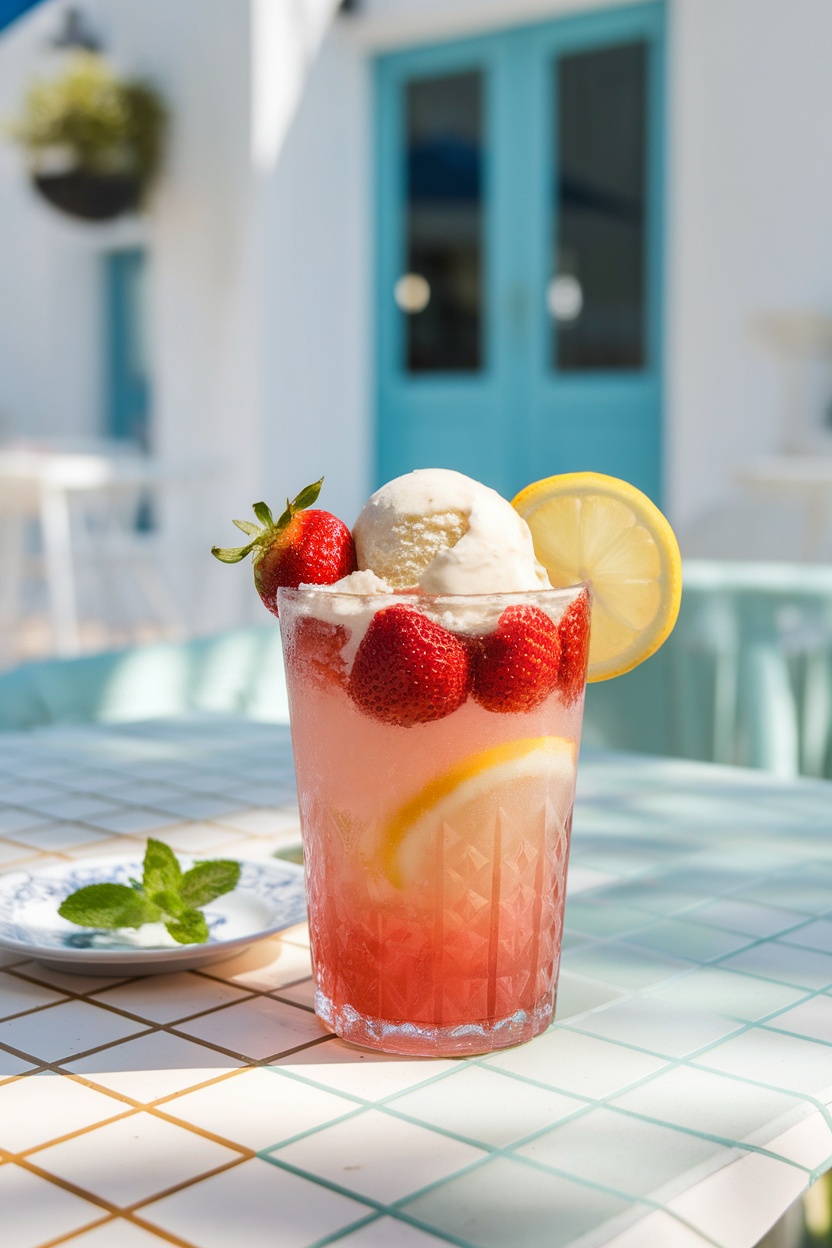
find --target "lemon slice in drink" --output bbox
[381,736,576,889]
[512,472,682,682]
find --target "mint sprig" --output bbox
[58,840,241,946]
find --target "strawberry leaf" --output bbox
[143,838,181,897]
[165,908,209,945]
[180,860,241,908]
[211,542,255,564]
[252,502,274,527]
[291,478,324,512]
[233,519,261,537]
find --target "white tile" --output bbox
[84,809,177,835]
[166,1066,357,1149]
[0,1050,35,1078]
[765,995,832,1045]
[648,966,808,1020]
[694,1027,832,1099]
[10,962,129,994]
[0,1071,127,1152]
[34,1111,240,1206]
[569,996,741,1058]
[151,823,247,853]
[516,1105,724,1200]
[603,1209,719,1248]
[66,1030,243,1101]
[204,937,312,992]
[142,1156,369,1248]
[667,1150,807,1247]
[0,999,149,1063]
[611,1065,806,1142]
[554,971,626,1022]
[718,942,832,991]
[0,807,49,835]
[272,1038,457,1101]
[331,1216,448,1246]
[93,972,251,1024]
[564,864,619,895]
[0,970,67,1018]
[0,838,41,866]
[0,1162,105,1248]
[4,822,116,851]
[389,1065,584,1147]
[273,1108,484,1203]
[149,796,245,821]
[25,795,125,820]
[781,919,832,954]
[400,1153,632,1248]
[175,996,326,1060]
[766,1111,832,1169]
[688,903,803,938]
[59,1219,168,1247]
[483,1027,667,1099]
[275,979,316,1009]
[214,808,301,838]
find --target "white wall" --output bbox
[667,0,832,532]
[0,0,104,443]
[256,20,371,532]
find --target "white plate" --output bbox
[0,855,307,975]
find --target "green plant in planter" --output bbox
[10,51,167,220]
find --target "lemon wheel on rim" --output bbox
[512,472,682,683]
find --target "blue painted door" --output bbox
[375,3,664,503]
[104,248,151,448]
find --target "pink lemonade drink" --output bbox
[279,583,589,1057]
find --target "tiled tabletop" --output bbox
[1,717,831,1248]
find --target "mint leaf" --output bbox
[143,839,181,897]
[180,860,241,908]
[59,883,160,930]
[165,909,209,945]
[151,888,185,918]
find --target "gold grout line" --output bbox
[15,1104,140,1159]
[123,1211,207,1248]
[13,1153,122,1215]
[25,1212,113,1248]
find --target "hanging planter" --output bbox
[10,52,166,222]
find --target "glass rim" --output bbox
[277,582,589,605]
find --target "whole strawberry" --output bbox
[348,605,472,727]
[211,479,357,617]
[472,605,561,713]
[557,589,591,705]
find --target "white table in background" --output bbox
[0,445,212,657]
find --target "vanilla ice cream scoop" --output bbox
[353,468,551,594]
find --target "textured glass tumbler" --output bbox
[279,585,589,1057]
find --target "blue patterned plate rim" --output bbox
[0,854,307,965]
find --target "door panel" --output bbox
[376,3,664,503]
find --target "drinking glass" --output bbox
[279,584,589,1057]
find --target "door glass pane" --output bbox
[403,71,483,372]
[551,42,647,371]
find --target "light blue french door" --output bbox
[105,248,150,448]
[375,3,665,503]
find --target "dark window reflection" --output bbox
[404,71,483,372]
[552,42,647,371]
